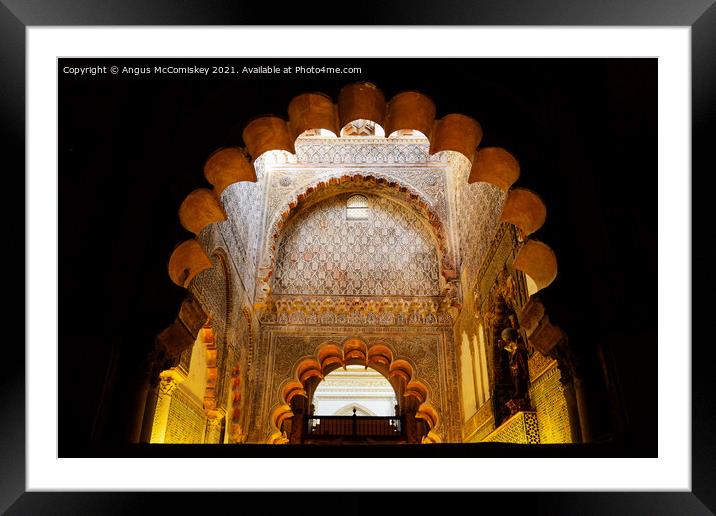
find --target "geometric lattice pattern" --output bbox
[273,193,441,297]
[451,153,507,277]
[482,410,541,444]
[523,412,541,444]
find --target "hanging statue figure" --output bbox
[500,326,530,400]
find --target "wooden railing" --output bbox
[305,415,403,438]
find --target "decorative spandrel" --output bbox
[272,193,441,297]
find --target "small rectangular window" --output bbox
[346,194,369,220]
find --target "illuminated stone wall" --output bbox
[459,332,477,421]
[165,387,207,444]
[152,329,211,444]
[528,359,572,444]
[454,257,492,426]
[446,152,506,280]
[483,411,540,444]
[462,401,494,443]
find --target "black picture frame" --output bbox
[5,1,714,514]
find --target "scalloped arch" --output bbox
[168,82,558,294]
[513,239,558,293]
[269,338,439,442]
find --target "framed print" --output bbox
[6,1,715,513]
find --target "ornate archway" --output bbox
[167,81,557,301]
[269,338,440,444]
[154,80,564,446]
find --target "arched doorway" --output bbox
[311,364,398,417]
[302,364,403,443]
[270,339,441,445]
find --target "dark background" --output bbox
[58,58,657,456]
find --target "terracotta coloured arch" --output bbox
[288,92,340,139]
[405,380,429,404]
[337,82,386,129]
[203,147,257,196]
[388,359,414,383]
[384,90,436,138]
[242,115,295,158]
[500,187,547,237]
[343,338,368,365]
[178,188,227,235]
[296,359,323,385]
[316,342,343,371]
[268,404,293,444]
[367,344,394,369]
[168,239,212,288]
[240,85,484,168]
[282,380,308,405]
[513,239,558,293]
[417,402,441,444]
[468,147,521,191]
[429,113,483,161]
[416,403,439,428]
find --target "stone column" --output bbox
[205,410,225,444]
[149,370,184,443]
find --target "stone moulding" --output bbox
[258,294,453,327]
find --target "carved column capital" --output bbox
[204,408,226,444]
[158,369,184,397]
[205,408,226,423]
[150,369,185,443]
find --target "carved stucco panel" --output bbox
[272,193,441,297]
[449,153,507,279]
